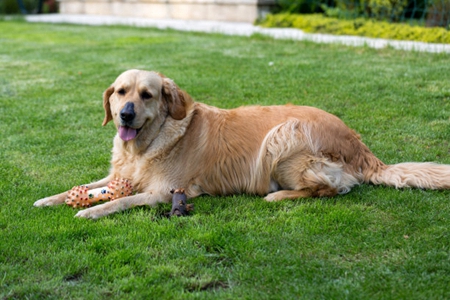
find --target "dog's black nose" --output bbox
[120,102,135,123]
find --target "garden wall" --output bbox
[57,0,276,23]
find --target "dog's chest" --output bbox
[112,150,171,192]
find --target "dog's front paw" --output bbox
[34,198,50,207]
[34,192,67,207]
[34,197,61,207]
[75,208,98,219]
[75,206,108,219]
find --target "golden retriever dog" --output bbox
[34,69,450,219]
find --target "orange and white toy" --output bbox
[65,178,133,208]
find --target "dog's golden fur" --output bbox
[34,69,450,219]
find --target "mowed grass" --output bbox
[1,19,450,299]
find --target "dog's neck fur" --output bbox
[143,109,194,161]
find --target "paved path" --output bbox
[26,14,450,54]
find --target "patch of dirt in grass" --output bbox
[62,268,87,283]
[185,280,229,292]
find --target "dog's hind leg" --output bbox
[256,120,361,202]
[265,187,337,202]
[264,152,346,201]
[264,189,323,202]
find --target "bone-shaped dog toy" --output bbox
[65,178,133,208]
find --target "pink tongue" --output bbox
[118,126,137,141]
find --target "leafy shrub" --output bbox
[367,0,408,21]
[259,13,450,43]
[0,0,57,14]
[275,0,323,13]
[323,0,408,21]
[1,0,21,14]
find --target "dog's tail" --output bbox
[368,162,450,189]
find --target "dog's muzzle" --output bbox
[118,102,140,141]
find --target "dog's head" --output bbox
[102,69,191,141]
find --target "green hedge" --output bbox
[325,0,409,21]
[1,0,58,14]
[1,0,21,14]
[259,13,450,44]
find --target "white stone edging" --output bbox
[25,14,450,54]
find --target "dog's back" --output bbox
[173,103,450,201]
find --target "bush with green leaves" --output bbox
[275,0,408,19]
[275,0,322,13]
[276,0,449,27]
[367,0,408,20]
[259,13,450,43]
[0,0,57,14]
[1,0,20,14]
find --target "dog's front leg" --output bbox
[74,192,167,219]
[33,176,112,207]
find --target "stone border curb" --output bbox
[26,14,450,54]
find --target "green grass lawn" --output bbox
[1,19,450,299]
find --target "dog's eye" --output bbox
[141,91,152,100]
[117,89,126,95]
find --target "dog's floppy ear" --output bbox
[162,78,188,120]
[102,86,114,126]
